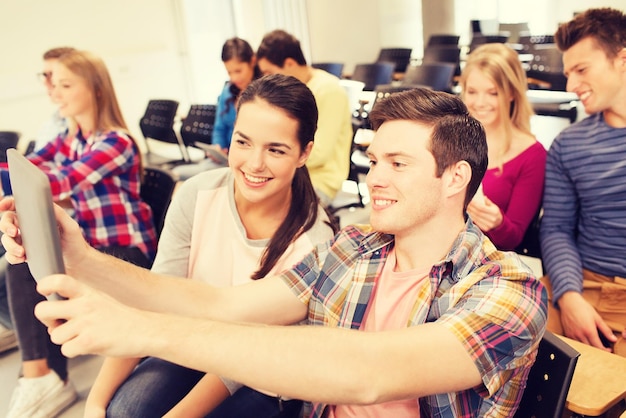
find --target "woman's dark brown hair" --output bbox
[237,74,335,279]
[221,37,262,112]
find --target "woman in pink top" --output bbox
[461,43,547,250]
[86,75,336,418]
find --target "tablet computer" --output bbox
[7,149,65,299]
[194,142,229,166]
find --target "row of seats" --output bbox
[140,101,217,168]
[313,60,456,94]
[138,100,218,236]
[318,28,567,96]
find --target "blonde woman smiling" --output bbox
[461,43,546,250]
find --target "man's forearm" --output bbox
[68,248,220,316]
[68,252,306,325]
[70,247,154,307]
[146,317,481,405]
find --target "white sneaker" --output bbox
[6,372,78,418]
[0,324,17,353]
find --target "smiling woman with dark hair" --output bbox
[86,74,336,418]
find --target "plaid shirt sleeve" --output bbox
[0,129,155,260]
[432,244,548,416]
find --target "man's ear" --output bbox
[445,160,472,200]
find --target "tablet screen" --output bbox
[7,149,65,298]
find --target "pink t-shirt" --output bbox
[329,249,429,418]
[152,168,333,288]
[188,185,325,286]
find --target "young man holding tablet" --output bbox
[2,88,547,417]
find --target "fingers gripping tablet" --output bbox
[7,149,65,300]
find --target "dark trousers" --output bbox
[6,246,151,381]
[0,242,12,329]
[0,258,12,329]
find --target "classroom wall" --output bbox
[305,0,381,74]
[453,0,626,45]
[1,0,624,150]
[0,0,191,150]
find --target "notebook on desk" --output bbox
[7,149,65,296]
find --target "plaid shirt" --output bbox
[282,220,547,417]
[1,128,156,260]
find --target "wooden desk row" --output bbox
[556,334,626,416]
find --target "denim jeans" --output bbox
[107,357,303,418]
[6,246,151,381]
[106,357,205,417]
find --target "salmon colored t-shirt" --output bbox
[329,249,428,418]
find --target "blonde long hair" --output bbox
[56,50,143,170]
[460,43,534,168]
[59,50,135,142]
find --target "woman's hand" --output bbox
[466,195,503,232]
[0,197,26,264]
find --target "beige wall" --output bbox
[1,0,625,148]
[0,0,191,150]
[305,0,380,74]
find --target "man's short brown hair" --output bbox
[555,8,626,58]
[368,87,487,210]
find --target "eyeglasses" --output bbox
[37,71,52,82]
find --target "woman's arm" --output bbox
[0,134,63,196]
[211,84,235,151]
[84,357,141,418]
[470,142,546,250]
